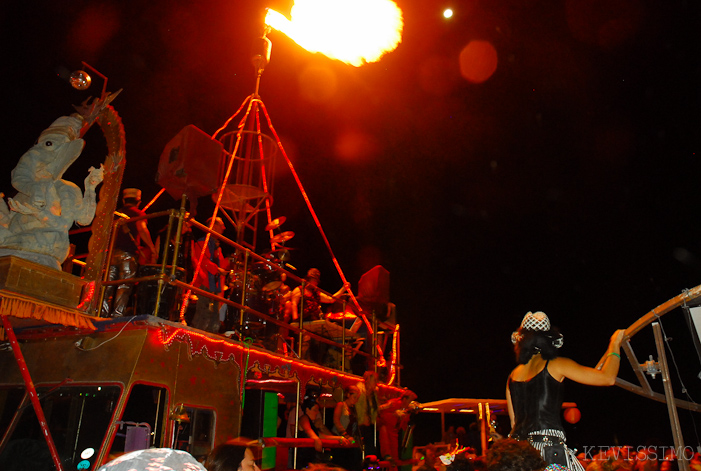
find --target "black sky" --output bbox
[2,0,701,450]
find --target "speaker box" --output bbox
[156,125,223,205]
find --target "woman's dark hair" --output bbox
[447,454,479,471]
[204,444,247,471]
[514,328,562,364]
[484,438,546,471]
[302,395,319,413]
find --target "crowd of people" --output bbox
[88,347,701,471]
[94,435,701,471]
[436,442,701,471]
[99,188,368,366]
[94,369,422,471]
[280,371,417,470]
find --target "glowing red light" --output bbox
[77,281,96,310]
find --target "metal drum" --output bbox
[223,270,263,333]
[251,260,280,320]
[136,265,186,320]
[251,260,281,290]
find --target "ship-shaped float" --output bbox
[0,31,406,471]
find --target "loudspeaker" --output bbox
[156,125,223,207]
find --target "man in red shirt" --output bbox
[190,216,230,333]
[378,390,417,464]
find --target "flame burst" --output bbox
[265,0,403,67]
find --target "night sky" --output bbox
[3,0,701,451]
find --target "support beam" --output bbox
[1,315,63,471]
[652,322,690,471]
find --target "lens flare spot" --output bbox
[335,129,377,162]
[67,4,120,57]
[459,40,498,84]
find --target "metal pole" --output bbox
[239,251,250,329]
[153,212,175,318]
[1,315,64,471]
[341,298,347,372]
[98,220,120,317]
[297,282,305,359]
[167,200,188,322]
[169,196,189,275]
[397,328,401,387]
[652,322,690,471]
[293,380,300,469]
[372,313,378,372]
[440,411,445,444]
[479,402,488,457]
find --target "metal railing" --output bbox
[86,210,398,377]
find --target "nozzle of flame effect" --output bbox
[252,34,273,74]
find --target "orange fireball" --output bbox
[265,0,403,67]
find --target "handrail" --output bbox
[169,280,371,360]
[258,437,359,471]
[259,437,358,448]
[95,210,392,373]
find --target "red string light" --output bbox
[77,281,96,310]
[156,324,404,393]
[257,101,386,363]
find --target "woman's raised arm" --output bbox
[549,329,626,386]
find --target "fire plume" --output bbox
[265,0,403,67]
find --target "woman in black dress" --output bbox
[506,311,625,471]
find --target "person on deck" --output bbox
[155,213,192,269]
[290,268,348,322]
[290,268,348,360]
[190,216,230,333]
[506,311,625,471]
[103,188,156,317]
[138,215,193,319]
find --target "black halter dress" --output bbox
[508,361,584,471]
